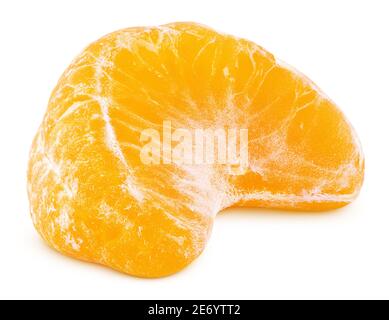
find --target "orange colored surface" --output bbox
[28,22,364,278]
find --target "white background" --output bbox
[0,0,388,300]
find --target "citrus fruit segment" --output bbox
[28,22,364,277]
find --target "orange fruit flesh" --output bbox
[28,22,364,278]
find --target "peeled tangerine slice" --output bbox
[28,22,364,278]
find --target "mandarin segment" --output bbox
[28,22,364,277]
